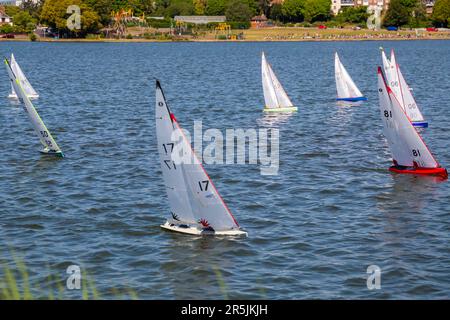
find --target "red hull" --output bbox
[389,166,448,179]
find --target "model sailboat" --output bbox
[8,54,39,100]
[155,80,247,236]
[377,67,446,179]
[335,53,367,102]
[261,52,297,112]
[380,48,427,127]
[4,58,63,157]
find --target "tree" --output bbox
[281,0,305,22]
[40,0,101,36]
[382,0,410,26]
[303,0,330,23]
[225,0,253,21]
[432,0,450,27]
[20,0,43,20]
[205,0,226,15]
[165,0,195,17]
[13,10,37,32]
[335,6,369,24]
[269,3,283,21]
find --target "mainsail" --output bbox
[261,52,296,112]
[8,54,39,100]
[335,52,366,101]
[155,80,246,235]
[381,49,426,126]
[4,58,63,157]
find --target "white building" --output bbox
[0,0,40,6]
[0,12,12,25]
[332,0,390,15]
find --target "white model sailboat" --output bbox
[4,58,63,157]
[261,52,297,112]
[377,66,446,179]
[155,80,247,236]
[335,52,367,102]
[8,54,39,100]
[380,48,427,127]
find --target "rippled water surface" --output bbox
[0,41,449,299]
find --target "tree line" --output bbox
[1,0,449,36]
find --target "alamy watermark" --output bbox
[67,5,81,31]
[66,264,81,290]
[367,6,382,31]
[367,265,381,290]
[168,121,279,176]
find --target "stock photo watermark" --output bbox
[169,121,280,176]
[67,5,81,31]
[367,265,381,290]
[66,264,81,290]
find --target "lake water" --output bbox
[0,40,449,299]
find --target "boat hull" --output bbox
[8,94,39,100]
[389,165,448,179]
[160,221,248,236]
[263,106,298,113]
[336,96,367,102]
[40,149,64,158]
[412,121,428,128]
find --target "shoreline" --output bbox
[2,27,450,43]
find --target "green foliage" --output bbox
[225,0,253,22]
[302,0,330,23]
[281,0,305,22]
[4,5,21,17]
[147,18,172,28]
[0,24,15,34]
[12,10,37,33]
[205,0,226,15]
[382,0,427,27]
[40,0,101,36]
[29,33,37,41]
[269,4,283,21]
[334,6,369,24]
[432,0,450,27]
[165,0,195,17]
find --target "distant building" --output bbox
[174,16,226,24]
[251,14,268,28]
[332,0,390,15]
[0,0,40,6]
[0,12,12,25]
[423,0,435,15]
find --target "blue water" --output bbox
[0,40,449,299]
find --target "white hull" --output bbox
[160,221,248,236]
[8,93,39,100]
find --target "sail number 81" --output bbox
[384,110,392,118]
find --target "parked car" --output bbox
[1,34,15,39]
[426,27,438,32]
[318,25,327,29]
[387,26,398,31]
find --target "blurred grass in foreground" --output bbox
[0,253,138,300]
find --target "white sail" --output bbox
[378,67,437,168]
[155,81,245,235]
[261,52,294,109]
[335,53,364,99]
[384,50,425,123]
[9,54,39,99]
[4,58,62,156]
[397,65,425,122]
[380,48,391,76]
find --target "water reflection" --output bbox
[160,233,249,299]
[257,112,294,127]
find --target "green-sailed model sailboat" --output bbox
[4,57,64,158]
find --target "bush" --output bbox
[126,34,133,39]
[147,18,172,29]
[29,33,37,41]
[227,21,251,29]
